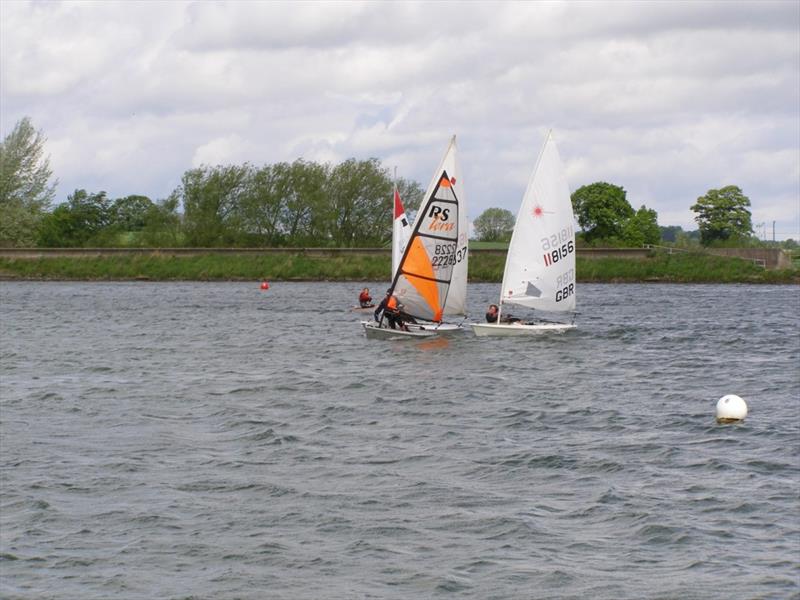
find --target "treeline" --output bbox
[39,161,423,248]
[1,117,425,248]
[2,117,796,251]
[470,181,790,249]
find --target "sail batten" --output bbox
[416,232,460,242]
[401,272,451,285]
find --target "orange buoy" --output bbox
[260,281,269,290]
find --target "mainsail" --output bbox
[389,171,460,323]
[415,136,468,316]
[500,131,576,315]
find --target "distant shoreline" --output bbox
[0,250,796,284]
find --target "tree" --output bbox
[325,158,393,246]
[178,164,251,246]
[620,205,661,247]
[139,197,182,247]
[0,117,58,246]
[282,159,329,245]
[239,162,293,246]
[111,195,154,231]
[38,189,112,247]
[473,207,514,242]
[691,185,753,246]
[659,225,684,243]
[570,182,633,243]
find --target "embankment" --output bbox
[0,248,796,283]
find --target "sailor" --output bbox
[485,303,519,324]
[485,304,499,323]
[374,290,407,330]
[358,287,373,308]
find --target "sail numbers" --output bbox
[541,226,574,251]
[431,243,467,269]
[555,268,575,302]
[542,240,574,266]
[541,226,574,267]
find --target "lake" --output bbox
[1,281,798,599]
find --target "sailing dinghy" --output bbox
[402,136,468,334]
[471,131,577,337]
[364,138,463,340]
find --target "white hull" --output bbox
[363,322,438,340]
[470,322,576,337]
[407,322,464,334]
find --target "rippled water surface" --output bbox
[1,281,799,599]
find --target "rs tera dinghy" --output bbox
[364,137,465,340]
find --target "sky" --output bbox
[2,0,799,240]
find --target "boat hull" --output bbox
[470,322,576,336]
[363,322,438,340]
[406,322,464,334]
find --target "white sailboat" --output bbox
[471,131,577,337]
[364,138,464,340]
[404,136,468,333]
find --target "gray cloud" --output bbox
[2,0,797,238]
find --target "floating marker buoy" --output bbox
[260,281,269,290]
[716,394,748,423]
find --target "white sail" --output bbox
[417,136,468,316]
[390,170,460,322]
[391,186,411,278]
[500,131,576,314]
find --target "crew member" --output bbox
[358,287,373,308]
[374,290,407,330]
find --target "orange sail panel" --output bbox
[403,237,441,319]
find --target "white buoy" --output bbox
[716,394,748,423]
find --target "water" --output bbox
[1,281,798,599]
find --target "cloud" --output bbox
[192,133,255,167]
[2,0,798,238]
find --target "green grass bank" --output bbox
[0,251,796,283]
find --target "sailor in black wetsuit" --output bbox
[485,303,519,324]
[374,290,401,329]
[485,304,499,323]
